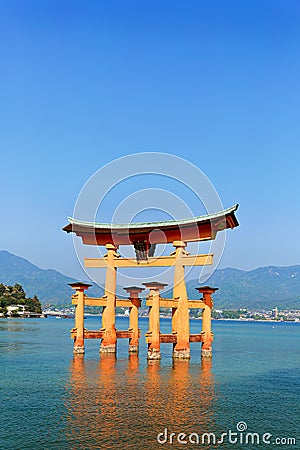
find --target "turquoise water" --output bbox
[0,317,299,449]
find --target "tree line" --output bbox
[0,283,42,316]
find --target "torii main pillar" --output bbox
[172,240,190,359]
[100,243,118,354]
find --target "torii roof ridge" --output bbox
[64,204,239,231]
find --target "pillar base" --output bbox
[74,346,85,354]
[173,349,191,359]
[147,350,161,360]
[201,348,212,358]
[129,345,139,353]
[100,344,116,354]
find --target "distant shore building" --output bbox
[272,307,278,319]
[7,305,28,316]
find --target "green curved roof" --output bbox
[63,204,239,231]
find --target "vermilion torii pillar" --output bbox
[123,286,144,353]
[100,243,119,354]
[69,282,92,354]
[195,286,218,358]
[172,240,190,359]
[144,282,167,360]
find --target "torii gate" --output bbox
[63,204,239,359]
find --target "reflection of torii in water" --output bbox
[63,204,239,360]
[66,355,216,447]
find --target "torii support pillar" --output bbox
[100,243,118,354]
[144,282,167,360]
[69,282,92,354]
[196,286,218,358]
[123,286,144,354]
[172,241,190,360]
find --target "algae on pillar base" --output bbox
[99,328,118,354]
[172,347,191,360]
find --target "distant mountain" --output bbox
[0,250,299,309]
[0,250,103,306]
[186,266,300,310]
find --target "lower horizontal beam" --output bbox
[70,329,141,339]
[189,334,205,343]
[145,333,205,344]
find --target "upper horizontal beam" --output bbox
[72,297,137,307]
[84,254,213,268]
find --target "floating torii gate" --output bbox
[63,204,239,359]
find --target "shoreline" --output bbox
[61,314,300,324]
[2,314,298,324]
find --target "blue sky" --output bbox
[0,0,299,278]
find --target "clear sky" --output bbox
[0,0,299,279]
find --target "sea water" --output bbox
[0,317,299,449]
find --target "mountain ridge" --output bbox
[0,250,299,309]
[186,264,300,309]
[0,250,103,306]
